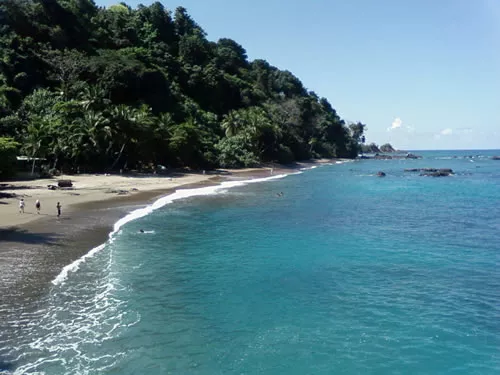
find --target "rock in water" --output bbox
[405,168,453,176]
[420,169,454,177]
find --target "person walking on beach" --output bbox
[35,199,41,214]
[56,202,61,218]
[19,198,25,213]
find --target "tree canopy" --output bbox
[0,0,366,175]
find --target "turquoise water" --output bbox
[2,150,500,374]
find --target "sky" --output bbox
[96,0,500,150]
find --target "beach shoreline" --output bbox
[0,159,340,307]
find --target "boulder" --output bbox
[373,154,393,159]
[437,168,453,174]
[405,153,421,159]
[405,168,453,175]
[57,179,73,188]
[420,169,453,177]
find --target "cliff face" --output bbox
[361,143,380,153]
[379,144,396,153]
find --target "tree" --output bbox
[22,117,49,175]
[70,110,111,167]
[214,38,248,74]
[221,110,241,137]
[0,137,19,178]
[0,0,367,172]
[349,122,366,143]
[174,6,205,37]
[78,83,110,112]
[168,118,205,167]
[216,134,259,168]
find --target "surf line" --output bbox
[52,172,299,285]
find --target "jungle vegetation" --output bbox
[0,0,366,177]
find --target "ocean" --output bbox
[1,150,499,374]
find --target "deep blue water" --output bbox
[1,150,500,374]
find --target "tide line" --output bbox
[52,172,297,285]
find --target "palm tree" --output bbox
[22,118,49,175]
[69,111,110,166]
[221,111,241,137]
[308,137,318,154]
[78,84,111,112]
[109,105,153,170]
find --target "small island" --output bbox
[359,142,421,159]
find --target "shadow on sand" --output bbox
[0,191,17,199]
[0,227,61,245]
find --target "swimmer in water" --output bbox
[139,229,145,233]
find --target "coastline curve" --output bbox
[51,172,299,285]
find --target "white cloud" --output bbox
[387,117,415,133]
[388,117,402,131]
[440,128,453,136]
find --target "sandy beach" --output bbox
[0,160,336,229]
[0,160,337,308]
[0,170,236,228]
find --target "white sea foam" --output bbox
[300,165,319,171]
[52,173,291,285]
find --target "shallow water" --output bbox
[1,150,499,374]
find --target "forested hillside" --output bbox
[0,0,366,176]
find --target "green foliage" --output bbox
[0,137,19,178]
[0,0,366,172]
[216,134,259,168]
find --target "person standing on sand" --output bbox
[56,202,61,217]
[35,199,41,214]
[19,198,25,213]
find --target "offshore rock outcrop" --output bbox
[370,153,422,160]
[404,168,454,177]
